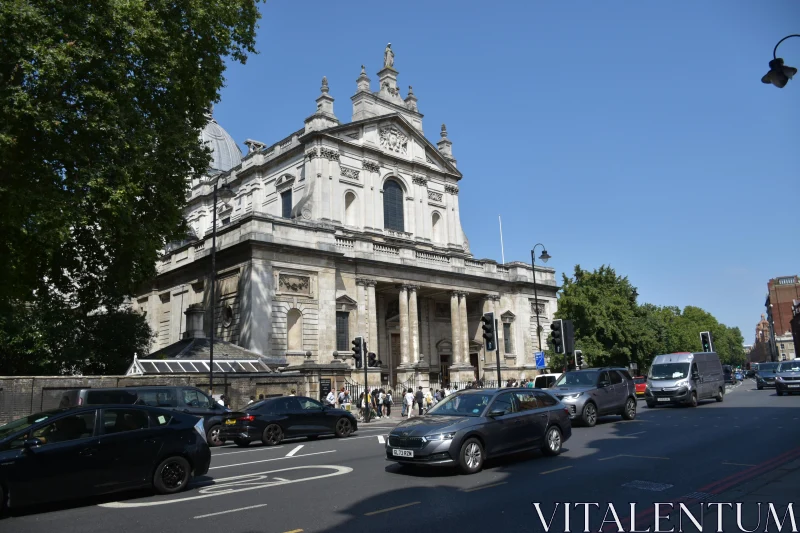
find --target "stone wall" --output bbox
[0,374,307,425]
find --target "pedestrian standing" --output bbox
[247,395,255,405]
[384,390,393,417]
[326,388,336,406]
[415,386,424,416]
[405,389,415,418]
[217,394,226,407]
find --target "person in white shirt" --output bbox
[326,390,336,406]
[404,390,415,418]
[217,394,226,407]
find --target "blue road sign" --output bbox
[535,352,546,369]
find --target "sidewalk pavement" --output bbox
[681,456,800,532]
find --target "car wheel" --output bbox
[646,401,655,408]
[234,438,250,447]
[716,388,724,402]
[777,389,784,396]
[622,398,637,420]
[153,456,191,495]
[206,424,223,447]
[262,424,283,446]
[542,426,562,456]
[757,384,763,390]
[335,417,353,438]
[581,402,597,427]
[689,392,698,407]
[458,438,484,474]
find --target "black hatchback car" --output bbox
[386,388,571,474]
[0,405,210,511]
[221,395,358,446]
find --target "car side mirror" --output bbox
[23,438,43,449]
[488,409,506,417]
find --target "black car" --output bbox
[756,362,780,390]
[385,388,572,474]
[0,405,210,511]
[59,386,231,447]
[775,361,800,396]
[220,395,358,446]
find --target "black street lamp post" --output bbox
[530,244,552,354]
[209,180,233,397]
[762,34,799,88]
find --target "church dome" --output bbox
[200,116,242,173]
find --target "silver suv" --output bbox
[550,367,637,427]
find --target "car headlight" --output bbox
[675,380,688,388]
[423,432,455,442]
[776,376,784,381]
[562,393,582,400]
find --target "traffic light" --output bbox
[575,350,584,369]
[563,319,575,354]
[551,319,564,353]
[352,336,363,368]
[481,312,497,351]
[700,331,713,353]
[368,352,378,367]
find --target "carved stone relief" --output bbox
[412,175,427,186]
[379,126,408,155]
[320,148,340,161]
[445,184,459,195]
[362,160,380,173]
[340,166,360,180]
[427,190,443,202]
[305,149,318,160]
[278,273,311,295]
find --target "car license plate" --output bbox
[788,385,799,388]
[392,449,413,458]
[225,419,236,425]
[657,398,670,402]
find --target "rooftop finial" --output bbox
[408,85,414,96]
[440,123,448,138]
[361,64,366,75]
[384,43,394,69]
[321,76,329,94]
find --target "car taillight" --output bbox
[564,407,570,416]
[239,415,256,422]
[78,397,83,405]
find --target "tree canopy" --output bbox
[550,265,746,372]
[0,0,263,375]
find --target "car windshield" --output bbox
[649,363,690,380]
[634,377,646,384]
[759,363,779,372]
[425,393,493,417]
[777,362,800,372]
[554,371,598,387]
[0,410,64,440]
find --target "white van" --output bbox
[533,373,562,389]
[645,352,725,408]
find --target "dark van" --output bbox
[58,386,229,446]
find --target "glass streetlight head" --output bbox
[217,182,235,200]
[761,58,797,88]
[539,249,551,263]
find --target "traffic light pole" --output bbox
[364,339,370,423]
[494,318,502,385]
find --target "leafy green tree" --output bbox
[0,0,263,373]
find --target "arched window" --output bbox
[432,212,442,242]
[383,180,404,231]
[344,192,357,226]
[287,309,303,352]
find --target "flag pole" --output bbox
[498,215,506,264]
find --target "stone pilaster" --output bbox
[366,281,378,359]
[449,291,462,368]
[408,286,420,365]
[356,279,368,342]
[459,292,469,365]
[398,285,410,366]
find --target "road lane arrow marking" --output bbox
[99,465,353,508]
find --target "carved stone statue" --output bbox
[384,43,394,69]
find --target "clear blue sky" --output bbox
[215,1,799,343]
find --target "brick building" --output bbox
[765,275,799,361]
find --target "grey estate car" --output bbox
[550,368,637,427]
[385,388,572,474]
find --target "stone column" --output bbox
[450,291,462,367]
[459,292,470,365]
[408,286,420,365]
[398,285,410,366]
[356,279,367,342]
[367,281,378,358]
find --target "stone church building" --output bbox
[134,46,559,388]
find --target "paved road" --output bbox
[5,380,800,533]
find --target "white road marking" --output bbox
[286,445,304,457]
[378,435,385,443]
[99,465,353,508]
[272,477,289,482]
[213,446,285,456]
[194,503,267,518]
[626,431,646,436]
[210,450,335,470]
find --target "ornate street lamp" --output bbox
[762,35,799,88]
[530,244,551,352]
[209,179,234,397]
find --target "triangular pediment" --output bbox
[500,310,516,321]
[336,294,358,306]
[321,114,461,178]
